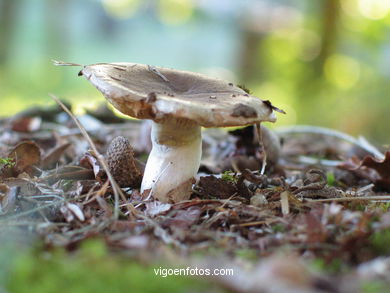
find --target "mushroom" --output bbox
[78,62,283,202]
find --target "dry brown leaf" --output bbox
[115,235,149,249]
[361,151,390,191]
[162,206,202,229]
[340,151,390,191]
[40,166,95,184]
[196,175,237,199]
[0,183,18,215]
[163,177,195,203]
[8,141,41,176]
[11,116,41,132]
[79,152,106,182]
[41,143,71,170]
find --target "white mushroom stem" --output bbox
[141,119,202,202]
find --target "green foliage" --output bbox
[369,229,390,255]
[326,172,335,186]
[361,280,389,293]
[378,202,390,212]
[310,258,349,274]
[271,223,286,233]
[221,171,236,183]
[236,84,252,94]
[6,240,214,293]
[234,249,257,261]
[0,157,14,167]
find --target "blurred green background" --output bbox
[0,0,389,143]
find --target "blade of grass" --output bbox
[49,94,137,220]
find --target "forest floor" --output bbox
[1,102,389,293]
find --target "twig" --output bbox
[147,65,170,82]
[255,123,267,175]
[304,196,390,203]
[146,162,172,201]
[358,136,384,159]
[0,199,65,222]
[297,155,342,167]
[63,219,110,236]
[49,94,137,220]
[234,218,281,227]
[52,60,82,66]
[276,125,384,160]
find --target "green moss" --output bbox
[361,280,389,293]
[310,258,349,274]
[378,202,390,212]
[221,171,236,183]
[0,157,15,167]
[326,172,335,186]
[6,239,219,293]
[271,223,286,233]
[235,249,257,261]
[369,229,390,255]
[236,84,252,94]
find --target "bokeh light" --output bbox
[324,55,361,89]
[157,0,194,25]
[358,0,390,20]
[102,0,141,19]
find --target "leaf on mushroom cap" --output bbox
[79,63,282,127]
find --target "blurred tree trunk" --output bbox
[238,30,264,85]
[0,0,19,65]
[45,0,70,58]
[295,0,341,123]
[316,0,340,74]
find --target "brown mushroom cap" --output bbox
[80,62,281,127]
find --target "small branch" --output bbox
[52,60,82,66]
[297,155,342,167]
[304,196,390,203]
[49,94,137,220]
[276,125,384,160]
[255,123,267,175]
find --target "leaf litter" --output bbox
[0,100,389,293]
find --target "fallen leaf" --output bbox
[145,201,172,217]
[60,203,85,222]
[41,143,71,169]
[196,176,237,199]
[340,151,390,191]
[280,191,290,215]
[11,116,41,132]
[66,203,85,222]
[163,177,195,203]
[361,151,390,191]
[305,212,327,243]
[79,152,106,183]
[162,206,202,229]
[40,166,95,184]
[3,178,39,196]
[115,235,149,249]
[8,141,41,176]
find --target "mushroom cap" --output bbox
[80,62,282,127]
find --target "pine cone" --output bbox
[106,136,142,188]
